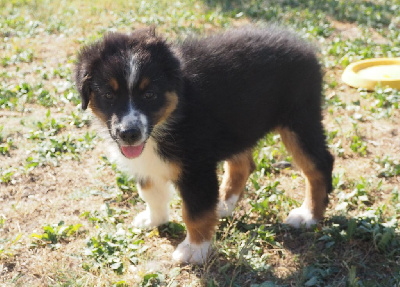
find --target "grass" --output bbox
[0,0,399,286]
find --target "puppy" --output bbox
[75,26,334,264]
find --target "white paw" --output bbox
[132,209,169,229]
[172,237,211,264]
[217,195,239,218]
[285,206,318,228]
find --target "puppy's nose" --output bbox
[118,127,142,144]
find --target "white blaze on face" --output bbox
[114,53,149,159]
[127,54,139,93]
[120,53,148,144]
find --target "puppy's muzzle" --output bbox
[117,126,142,145]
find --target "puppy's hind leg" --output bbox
[278,124,334,228]
[133,177,172,228]
[217,149,255,218]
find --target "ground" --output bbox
[0,0,399,286]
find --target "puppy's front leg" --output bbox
[172,166,219,264]
[133,177,172,228]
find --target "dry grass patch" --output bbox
[1,0,399,286]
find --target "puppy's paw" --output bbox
[217,195,239,218]
[172,237,211,264]
[132,209,169,229]
[285,206,318,228]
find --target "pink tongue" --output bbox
[121,144,144,159]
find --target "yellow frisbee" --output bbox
[341,58,400,90]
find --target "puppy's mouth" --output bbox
[120,143,145,159]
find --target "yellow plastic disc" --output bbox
[341,58,400,90]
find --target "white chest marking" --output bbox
[108,138,173,181]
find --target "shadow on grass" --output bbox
[280,216,400,286]
[178,215,400,286]
[202,0,394,28]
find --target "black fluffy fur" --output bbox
[75,26,334,220]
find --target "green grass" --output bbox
[30,221,83,249]
[0,0,399,286]
[361,87,400,118]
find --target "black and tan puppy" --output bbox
[75,26,334,264]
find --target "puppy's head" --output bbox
[75,28,182,159]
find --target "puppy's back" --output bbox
[177,26,322,139]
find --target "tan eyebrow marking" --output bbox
[139,77,150,91]
[109,78,119,91]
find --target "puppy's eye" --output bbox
[104,94,114,100]
[143,92,157,100]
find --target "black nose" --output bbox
[118,127,142,144]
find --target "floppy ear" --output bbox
[75,63,91,110]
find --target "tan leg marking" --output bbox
[220,149,255,202]
[172,199,217,263]
[277,127,327,220]
[138,177,152,190]
[182,205,218,244]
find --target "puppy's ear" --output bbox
[75,63,91,110]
